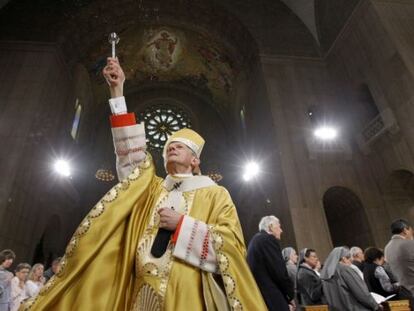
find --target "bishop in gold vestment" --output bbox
[20,58,268,311]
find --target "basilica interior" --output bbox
[1,0,414,265]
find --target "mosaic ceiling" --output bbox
[0,0,361,58]
[0,0,361,115]
[89,25,239,110]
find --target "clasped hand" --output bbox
[158,207,182,231]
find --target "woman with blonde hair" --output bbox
[25,264,45,298]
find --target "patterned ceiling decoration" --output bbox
[89,25,238,111]
[143,30,181,71]
[0,0,361,58]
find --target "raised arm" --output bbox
[102,57,125,98]
[102,58,147,181]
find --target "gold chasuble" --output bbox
[20,155,267,311]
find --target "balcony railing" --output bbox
[357,108,399,154]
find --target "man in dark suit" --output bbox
[384,219,414,296]
[247,216,295,311]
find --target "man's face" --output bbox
[305,251,319,269]
[354,249,364,262]
[16,268,29,282]
[269,222,283,240]
[403,227,414,240]
[166,142,198,172]
[52,262,60,274]
[374,256,385,266]
[2,258,13,269]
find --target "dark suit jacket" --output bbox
[297,264,324,305]
[352,260,365,272]
[247,231,294,311]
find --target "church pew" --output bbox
[302,299,410,311]
[384,300,410,311]
[303,305,329,311]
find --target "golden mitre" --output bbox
[162,128,205,159]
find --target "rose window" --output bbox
[140,106,192,150]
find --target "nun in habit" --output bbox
[321,247,383,311]
[282,247,298,287]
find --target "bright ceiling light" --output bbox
[314,126,338,140]
[243,161,260,182]
[54,159,71,177]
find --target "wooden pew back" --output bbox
[384,300,410,311]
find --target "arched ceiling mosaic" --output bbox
[0,0,362,115]
[0,0,361,58]
[0,0,257,65]
[88,25,239,113]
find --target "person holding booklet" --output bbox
[321,247,383,311]
[363,247,399,297]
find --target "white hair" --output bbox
[350,246,363,258]
[258,215,280,232]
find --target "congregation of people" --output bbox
[0,255,60,311]
[0,218,412,311]
[1,217,413,310]
[247,217,414,311]
[1,217,413,311]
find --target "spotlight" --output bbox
[243,161,260,182]
[54,159,71,177]
[314,126,338,140]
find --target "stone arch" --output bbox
[323,186,374,248]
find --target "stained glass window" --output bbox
[140,106,192,150]
[71,99,82,140]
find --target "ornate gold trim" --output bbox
[211,229,244,311]
[134,188,196,308]
[20,155,153,311]
[131,284,161,311]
